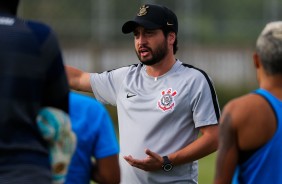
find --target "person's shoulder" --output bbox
[222,93,270,126]
[70,92,105,109]
[222,91,277,150]
[179,61,210,78]
[178,61,215,88]
[24,19,57,43]
[25,19,53,32]
[123,63,142,71]
[103,63,140,75]
[106,63,142,78]
[224,93,266,111]
[71,92,96,103]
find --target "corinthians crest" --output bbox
[157,88,178,112]
[137,5,149,16]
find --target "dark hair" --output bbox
[162,27,178,54]
[0,0,19,15]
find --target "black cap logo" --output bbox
[137,5,149,16]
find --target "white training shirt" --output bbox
[90,59,220,184]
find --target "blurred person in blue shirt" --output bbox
[65,91,120,184]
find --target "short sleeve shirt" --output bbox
[90,59,220,183]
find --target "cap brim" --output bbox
[122,20,162,34]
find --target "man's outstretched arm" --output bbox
[65,65,92,92]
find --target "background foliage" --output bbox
[20,0,282,46]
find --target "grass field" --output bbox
[91,152,217,184]
[199,152,217,183]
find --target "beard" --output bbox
[135,40,169,66]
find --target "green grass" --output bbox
[91,152,217,184]
[199,152,217,184]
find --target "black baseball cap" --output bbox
[122,4,178,34]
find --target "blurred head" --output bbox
[122,4,178,54]
[255,21,282,75]
[0,0,19,15]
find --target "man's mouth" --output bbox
[139,48,150,57]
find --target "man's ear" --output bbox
[253,52,260,69]
[168,32,176,44]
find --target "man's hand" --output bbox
[123,149,164,171]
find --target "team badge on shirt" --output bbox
[157,88,177,112]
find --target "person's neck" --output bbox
[145,56,176,77]
[260,74,282,100]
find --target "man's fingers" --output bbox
[123,155,144,168]
[145,149,162,162]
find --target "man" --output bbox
[214,21,282,184]
[66,4,220,183]
[65,91,120,184]
[0,0,69,184]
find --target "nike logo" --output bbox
[126,93,137,98]
[167,22,174,26]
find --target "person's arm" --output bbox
[65,65,92,92]
[214,105,239,184]
[169,124,219,165]
[123,124,219,171]
[91,154,120,184]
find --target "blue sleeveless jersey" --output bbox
[232,88,282,184]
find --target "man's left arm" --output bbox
[168,124,218,166]
[213,107,239,184]
[123,124,219,171]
